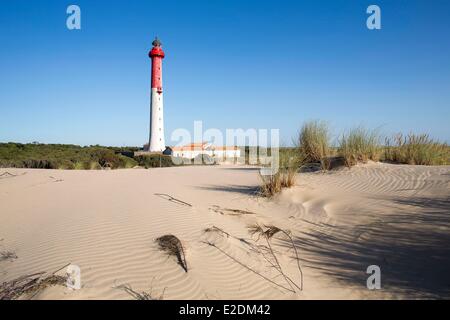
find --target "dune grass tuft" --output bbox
[259,172,283,197]
[338,127,380,167]
[279,148,300,187]
[298,120,331,170]
[384,133,450,165]
[258,168,297,197]
[281,168,296,188]
[116,283,165,300]
[258,146,299,197]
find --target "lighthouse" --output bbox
[148,37,165,152]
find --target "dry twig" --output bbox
[202,240,295,293]
[0,172,16,179]
[203,226,254,247]
[154,193,192,207]
[0,263,70,300]
[156,235,188,272]
[210,205,256,216]
[248,224,303,291]
[116,283,165,300]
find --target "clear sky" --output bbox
[0,0,449,146]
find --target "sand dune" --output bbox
[0,163,449,299]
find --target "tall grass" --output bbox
[338,127,380,167]
[259,172,283,197]
[384,133,450,165]
[281,168,296,188]
[279,148,298,188]
[298,120,331,169]
[259,170,297,197]
[259,149,298,197]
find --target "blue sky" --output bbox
[0,0,449,146]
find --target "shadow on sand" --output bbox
[196,184,259,195]
[220,167,261,172]
[279,196,450,298]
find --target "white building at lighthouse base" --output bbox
[168,142,241,161]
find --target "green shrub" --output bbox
[134,154,176,168]
[89,161,101,170]
[22,159,57,169]
[74,161,90,170]
[122,156,138,168]
[338,127,380,167]
[298,120,331,170]
[56,160,75,170]
[0,143,137,170]
[384,134,450,165]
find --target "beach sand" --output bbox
[0,163,449,299]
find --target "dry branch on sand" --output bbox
[210,205,256,216]
[156,235,188,272]
[116,283,165,300]
[202,240,295,293]
[154,193,192,207]
[0,172,27,179]
[0,172,16,178]
[248,224,281,240]
[49,176,64,182]
[203,226,254,247]
[203,224,304,294]
[0,171,24,179]
[0,250,18,262]
[248,224,303,292]
[0,263,69,300]
[204,226,231,238]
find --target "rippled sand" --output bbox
[0,163,449,299]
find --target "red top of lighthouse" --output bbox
[149,37,165,58]
[149,37,164,92]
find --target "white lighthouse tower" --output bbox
[148,37,165,152]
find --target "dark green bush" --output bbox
[134,154,176,168]
[384,134,450,165]
[0,143,137,170]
